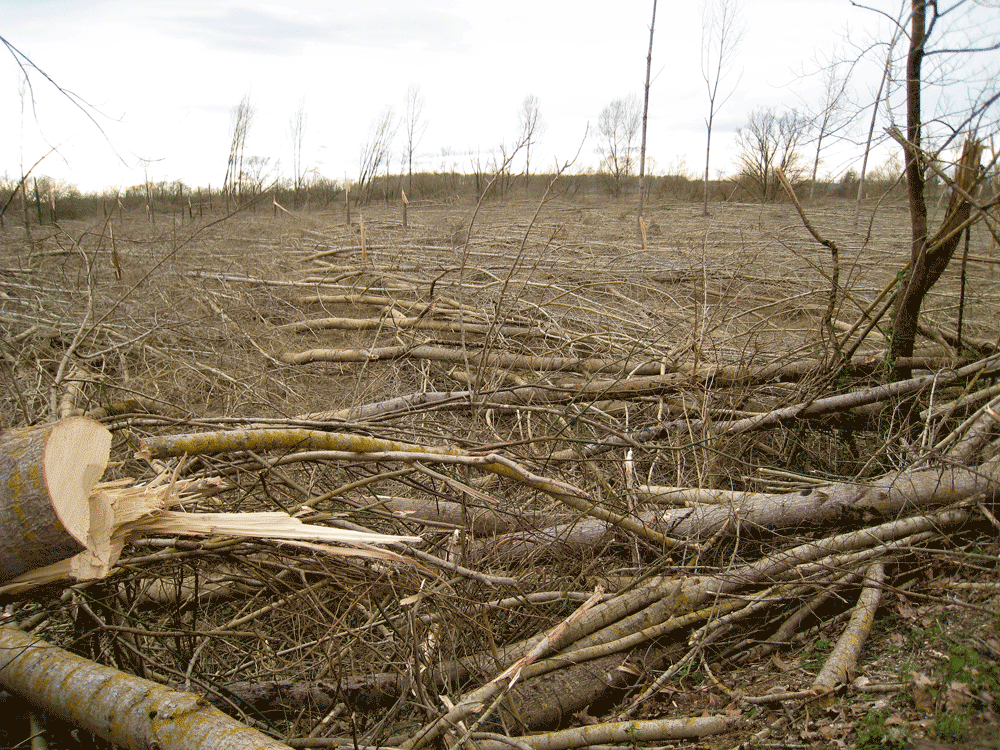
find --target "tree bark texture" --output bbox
[0,624,292,750]
[893,137,983,376]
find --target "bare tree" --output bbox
[886,0,998,378]
[357,107,397,205]
[852,14,905,227]
[1,33,125,165]
[596,95,641,197]
[637,0,657,239]
[700,0,744,215]
[735,107,809,202]
[403,84,426,194]
[223,93,255,204]
[807,62,852,199]
[517,94,544,194]
[244,155,274,200]
[288,98,307,208]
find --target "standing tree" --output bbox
[223,93,255,205]
[288,97,307,208]
[699,0,744,215]
[637,0,657,240]
[734,107,809,202]
[807,61,851,199]
[852,14,905,227]
[886,0,997,378]
[357,107,397,205]
[517,94,544,195]
[596,95,641,197]
[403,83,426,195]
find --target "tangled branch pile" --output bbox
[1,193,999,748]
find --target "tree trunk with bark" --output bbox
[0,624,293,750]
[892,137,983,378]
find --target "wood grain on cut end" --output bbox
[0,417,111,582]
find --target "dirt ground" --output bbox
[1,193,999,749]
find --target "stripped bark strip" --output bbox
[812,561,886,694]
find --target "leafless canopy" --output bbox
[403,84,426,194]
[734,106,809,201]
[288,97,308,205]
[596,95,641,197]
[357,106,398,204]
[699,0,744,214]
[518,94,544,192]
[223,93,256,203]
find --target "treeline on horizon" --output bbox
[0,167,912,225]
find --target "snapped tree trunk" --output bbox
[889,0,985,378]
[891,137,983,377]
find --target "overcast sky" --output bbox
[2,1,988,194]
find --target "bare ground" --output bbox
[1,193,999,749]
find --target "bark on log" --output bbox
[0,417,111,581]
[462,456,997,566]
[649,456,1000,540]
[0,624,292,750]
[497,652,632,729]
[470,714,743,750]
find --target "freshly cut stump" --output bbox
[0,418,111,582]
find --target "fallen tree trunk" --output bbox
[0,624,293,750]
[461,455,999,564]
[648,455,1000,540]
[499,508,970,726]
[0,417,111,582]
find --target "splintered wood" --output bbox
[0,417,111,581]
[0,418,419,595]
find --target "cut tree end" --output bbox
[44,417,113,544]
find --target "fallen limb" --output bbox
[276,311,537,338]
[278,343,637,373]
[649,455,1000,540]
[466,714,743,750]
[552,353,1000,459]
[812,561,886,694]
[402,589,605,750]
[0,624,292,750]
[467,452,991,564]
[138,427,455,461]
[140,431,689,550]
[297,374,690,422]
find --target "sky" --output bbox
[1,0,993,194]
